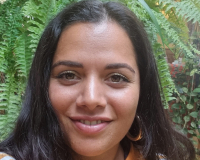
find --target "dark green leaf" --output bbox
[189,112,199,118]
[180,108,186,114]
[177,117,182,124]
[171,103,180,109]
[183,82,187,86]
[193,88,200,93]
[172,117,178,123]
[194,98,199,102]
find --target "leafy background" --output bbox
[0,0,200,155]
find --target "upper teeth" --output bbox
[80,120,102,125]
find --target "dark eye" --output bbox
[64,73,75,79]
[57,71,78,80]
[109,73,129,83]
[111,75,121,82]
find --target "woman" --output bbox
[0,0,195,160]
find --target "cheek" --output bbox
[108,86,140,127]
[48,81,77,113]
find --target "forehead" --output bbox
[53,21,137,66]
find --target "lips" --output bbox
[70,116,111,135]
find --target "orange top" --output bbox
[125,144,144,160]
[0,152,15,159]
[125,144,166,160]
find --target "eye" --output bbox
[56,71,79,80]
[108,73,129,83]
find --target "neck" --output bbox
[72,144,124,160]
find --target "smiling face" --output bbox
[49,21,140,160]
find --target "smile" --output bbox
[79,120,103,125]
[70,117,111,135]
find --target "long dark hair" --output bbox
[0,1,195,160]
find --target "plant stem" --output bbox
[189,75,194,104]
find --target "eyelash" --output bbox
[55,71,130,83]
[56,71,79,80]
[108,73,130,83]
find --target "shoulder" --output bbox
[126,143,167,160]
[0,152,15,160]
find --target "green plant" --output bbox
[126,0,200,151]
[170,29,200,152]
[125,0,176,109]
[0,0,71,141]
[0,0,28,141]
[170,56,200,147]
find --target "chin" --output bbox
[72,147,105,158]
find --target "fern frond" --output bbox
[125,0,175,108]
[159,0,200,24]
[0,73,22,141]
[14,33,33,78]
[153,11,200,58]
[0,0,28,141]
[22,0,70,53]
[0,41,7,73]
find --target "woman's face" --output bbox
[49,21,140,159]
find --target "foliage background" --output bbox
[0,0,200,154]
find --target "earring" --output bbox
[126,116,142,141]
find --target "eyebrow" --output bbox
[52,60,83,69]
[52,61,135,73]
[105,63,135,73]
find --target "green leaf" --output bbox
[173,111,179,117]
[193,88,200,93]
[197,135,200,139]
[190,92,197,96]
[190,69,197,76]
[167,97,176,101]
[186,72,190,75]
[194,97,199,102]
[180,95,186,102]
[177,117,182,124]
[172,117,178,123]
[183,128,188,135]
[180,108,186,114]
[138,0,165,47]
[188,130,194,134]
[172,117,182,124]
[198,120,200,125]
[184,116,190,123]
[171,103,180,109]
[186,104,193,110]
[190,122,196,128]
[189,112,199,118]
[183,82,187,86]
[182,87,188,93]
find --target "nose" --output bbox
[76,76,107,111]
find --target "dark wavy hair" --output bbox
[0,0,195,160]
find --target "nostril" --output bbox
[76,80,106,110]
